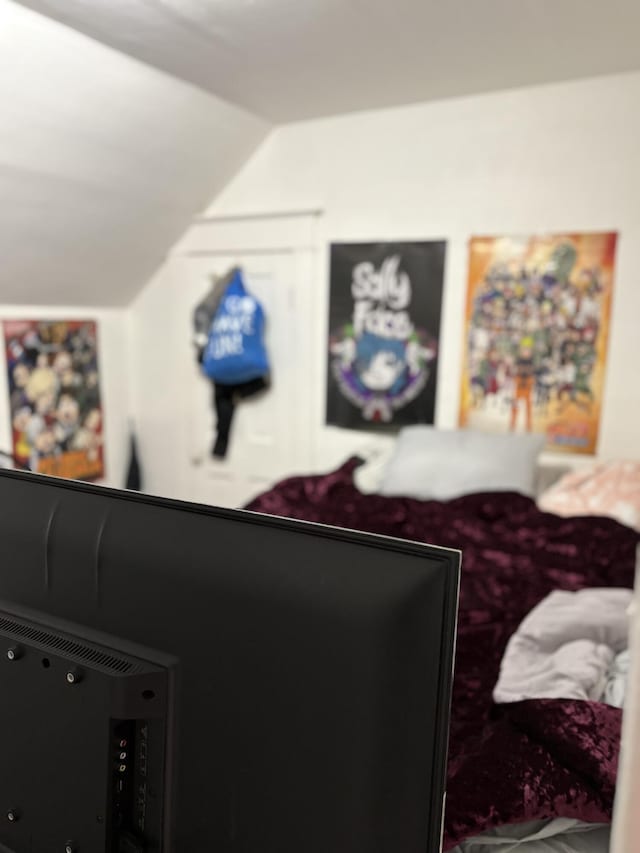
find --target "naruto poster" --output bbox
[326,242,445,430]
[459,233,617,454]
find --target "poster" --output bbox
[459,232,617,454]
[3,319,105,480]
[326,242,446,429]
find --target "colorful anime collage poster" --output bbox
[326,242,446,430]
[3,319,105,480]
[459,233,617,454]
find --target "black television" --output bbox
[0,470,459,853]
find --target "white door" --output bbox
[173,213,319,508]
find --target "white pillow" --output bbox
[353,445,395,494]
[379,427,545,500]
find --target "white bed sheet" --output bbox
[449,818,609,853]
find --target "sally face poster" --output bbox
[326,242,446,430]
[3,319,104,479]
[459,233,617,454]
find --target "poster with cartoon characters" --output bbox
[326,242,445,429]
[459,233,617,454]
[3,319,105,479]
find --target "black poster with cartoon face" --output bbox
[326,241,446,430]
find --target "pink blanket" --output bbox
[539,461,640,531]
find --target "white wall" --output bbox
[0,1,268,307]
[131,71,640,500]
[0,306,130,489]
[208,71,640,468]
[127,262,190,500]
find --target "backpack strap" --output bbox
[192,267,239,356]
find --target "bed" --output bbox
[245,450,639,852]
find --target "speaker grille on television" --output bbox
[0,616,134,674]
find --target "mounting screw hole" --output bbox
[142,689,155,701]
[42,658,51,669]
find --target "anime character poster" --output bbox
[326,242,446,429]
[3,320,105,479]
[459,233,617,454]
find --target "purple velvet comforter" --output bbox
[246,458,639,849]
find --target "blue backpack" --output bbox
[202,270,270,384]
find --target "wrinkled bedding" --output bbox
[449,818,609,853]
[603,649,630,709]
[245,458,639,850]
[494,588,633,705]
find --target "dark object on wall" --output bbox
[326,242,445,430]
[193,267,271,459]
[2,319,105,481]
[125,431,142,491]
[0,469,459,853]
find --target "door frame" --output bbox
[170,209,323,505]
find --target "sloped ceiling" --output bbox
[0,1,269,307]
[13,0,640,122]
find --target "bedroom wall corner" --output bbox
[126,260,193,501]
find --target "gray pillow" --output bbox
[379,427,545,500]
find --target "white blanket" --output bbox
[450,818,609,853]
[494,588,633,704]
[603,648,630,708]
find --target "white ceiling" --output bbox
[0,2,268,306]
[14,0,640,122]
